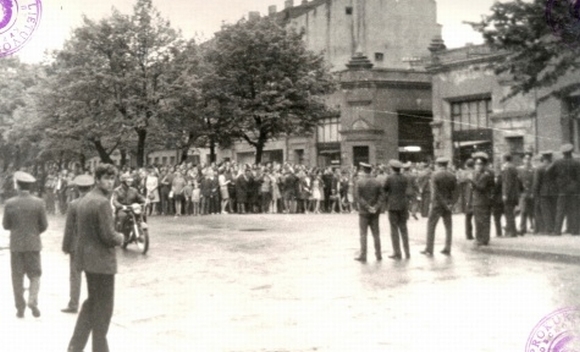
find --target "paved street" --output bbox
[1,211,579,351]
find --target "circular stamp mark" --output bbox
[526,307,580,352]
[546,0,580,46]
[0,0,42,57]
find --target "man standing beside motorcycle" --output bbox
[112,173,147,241]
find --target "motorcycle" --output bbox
[120,203,149,254]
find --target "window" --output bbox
[162,156,167,165]
[317,117,340,143]
[169,156,176,165]
[374,52,384,61]
[451,98,492,132]
[345,6,353,15]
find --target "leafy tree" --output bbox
[51,0,182,167]
[471,0,580,100]
[207,17,337,163]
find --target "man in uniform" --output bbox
[354,162,384,262]
[547,144,580,235]
[502,153,520,237]
[517,153,535,235]
[2,171,48,318]
[533,151,556,234]
[421,157,457,256]
[462,159,475,240]
[469,152,495,246]
[61,174,94,314]
[384,160,410,259]
[402,162,419,220]
[68,164,125,352]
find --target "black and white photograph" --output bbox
[1,0,580,351]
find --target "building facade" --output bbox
[224,0,441,167]
[427,45,538,167]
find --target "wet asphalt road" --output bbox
[1,211,579,351]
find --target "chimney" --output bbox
[284,0,294,9]
[268,5,277,15]
[248,11,260,21]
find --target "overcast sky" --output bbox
[13,0,498,63]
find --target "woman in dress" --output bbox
[311,170,322,213]
[145,167,160,216]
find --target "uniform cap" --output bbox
[472,152,489,162]
[73,175,94,187]
[389,159,403,169]
[435,157,450,165]
[14,171,36,183]
[359,162,372,169]
[403,161,412,169]
[560,144,574,153]
[120,173,134,182]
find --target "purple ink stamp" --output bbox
[0,0,42,57]
[546,0,580,46]
[526,307,580,352]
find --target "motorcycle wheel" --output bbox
[137,228,149,255]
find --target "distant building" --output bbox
[224,0,442,167]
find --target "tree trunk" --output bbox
[92,140,115,165]
[136,128,147,168]
[79,153,86,172]
[180,148,189,164]
[209,139,216,163]
[120,150,127,167]
[254,141,264,165]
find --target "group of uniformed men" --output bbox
[353,143,580,262]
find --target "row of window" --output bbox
[451,98,492,132]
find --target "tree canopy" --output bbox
[472,0,580,100]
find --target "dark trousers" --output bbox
[11,251,41,312]
[262,192,272,213]
[554,194,579,235]
[533,195,543,233]
[388,210,409,257]
[69,272,115,352]
[473,205,491,245]
[503,201,518,236]
[465,211,474,239]
[358,213,381,259]
[425,206,452,253]
[541,196,557,234]
[518,195,534,233]
[492,204,503,237]
[68,253,82,310]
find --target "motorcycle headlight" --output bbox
[131,203,142,215]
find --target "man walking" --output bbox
[384,160,410,259]
[2,171,48,318]
[68,164,125,352]
[502,153,520,237]
[421,157,457,256]
[61,174,94,314]
[354,163,384,262]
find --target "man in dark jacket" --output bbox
[470,153,495,246]
[61,175,94,314]
[547,144,580,235]
[68,164,125,352]
[2,171,48,318]
[462,159,475,240]
[533,151,556,234]
[384,160,410,259]
[421,157,457,256]
[502,153,520,237]
[354,163,384,262]
[517,153,535,235]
